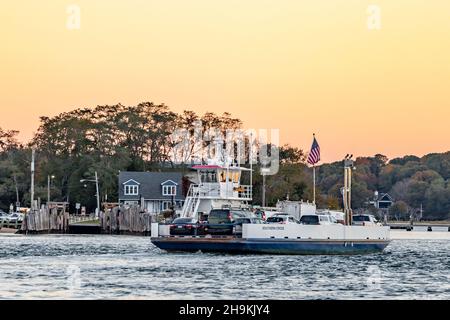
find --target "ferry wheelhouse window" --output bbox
[201,171,217,183]
[219,170,226,182]
[162,185,176,196]
[124,185,139,195]
[217,170,235,182]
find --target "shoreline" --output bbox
[2,230,450,241]
[390,230,450,240]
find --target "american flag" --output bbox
[307,135,320,165]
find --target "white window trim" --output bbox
[124,185,139,196]
[162,185,176,196]
[161,179,178,186]
[122,179,141,185]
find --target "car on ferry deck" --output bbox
[318,214,337,225]
[299,214,337,225]
[352,214,382,226]
[266,214,298,224]
[253,209,267,221]
[205,209,255,235]
[253,208,284,221]
[233,217,263,236]
[169,217,205,236]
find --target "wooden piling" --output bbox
[21,205,69,234]
[100,205,153,235]
[16,204,154,236]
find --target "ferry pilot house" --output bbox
[118,172,185,214]
[191,165,252,200]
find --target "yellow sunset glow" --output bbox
[1,0,449,162]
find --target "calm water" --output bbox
[0,234,449,299]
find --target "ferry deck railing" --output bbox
[187,183,252,200]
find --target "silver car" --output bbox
[352,214,381,226]
[4,213,24,224]
[0,211,8,223]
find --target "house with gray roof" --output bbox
[369,191,394,210]
[118,171,186,213]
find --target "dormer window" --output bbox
[161,179,178,196]
[123,179,140,196]
[125,185,139,195]
[162,185,176,196]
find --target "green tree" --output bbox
[389,200,409,220]
[279,144,306,164]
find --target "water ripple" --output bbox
[0,235,448,299]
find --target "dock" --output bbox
[390,230,450,240]
[3,206,450,240]
[68,223,101,234]
[9,205,154,235]
[387,222,450,232]
[387,222,450,240]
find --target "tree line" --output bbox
[0,103,243,212]
[255,152,449,220]
[0,102,449,220]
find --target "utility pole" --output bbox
[47,175,55,204]
[95,171,100,218]
[30,149,35,211]
[13,175,19,208]
[80,171,100,218]
[249,132,253,200]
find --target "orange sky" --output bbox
[1,0,449,163]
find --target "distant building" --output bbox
[370,191,394,209]
[118,172,186,214]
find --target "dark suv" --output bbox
[299,215,320,225]
[205,209,255,235]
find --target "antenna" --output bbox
[30,148,35,211]
[250,132,253,192]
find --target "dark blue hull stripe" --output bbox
[151,238,390,255]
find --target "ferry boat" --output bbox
[151,142,390,255]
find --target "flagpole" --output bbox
[308,133,319,206]
[313,164,316,204]
[312,133,316,205]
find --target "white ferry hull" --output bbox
[151,223,391,255]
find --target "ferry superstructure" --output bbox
[151,141,390,255]
[178,139,253,221]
